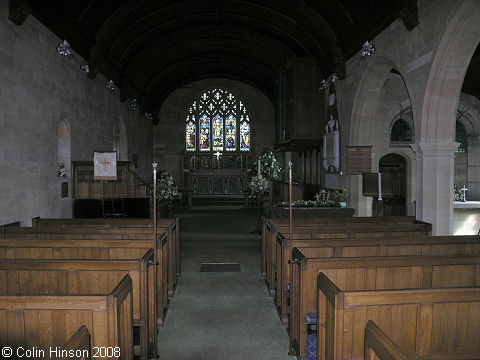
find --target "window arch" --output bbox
[390,119,412,142]
[185,88,251,152]
[455,121,468,153]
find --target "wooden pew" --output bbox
[289,252,480,359]
[275,234,480,326]
[266,221,431,298]
[317,274,480,360]
[0,251,156,360]
[262,216,427,281]
[34,216,182,279]
[5,217,180,296]
[53,326,91,360]
[364,321,410,360]
[0,233,168,328]
[0,275,134,360]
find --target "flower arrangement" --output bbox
[330,188,348,203]
[248,174,269,194]
[57,162,66,177]
[274,199,330,208]
[453,184,463,201]
[154,171,182,206]
[254,149,282,180]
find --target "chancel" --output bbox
[1,1,480,359]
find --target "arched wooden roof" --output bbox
[10,0,419,123]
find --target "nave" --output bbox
[158,207,293,360]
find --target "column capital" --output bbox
[411,141,459,156]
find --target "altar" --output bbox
[453,201,480,235]
[182,151,252,196]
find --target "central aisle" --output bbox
[157,207,294,360]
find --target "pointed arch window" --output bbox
[455,121,468,153]
[185,89,251,152]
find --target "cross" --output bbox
[321,188,327,202]
[214,151,222,168]
[461,185,468,202]
[101,158,110,171]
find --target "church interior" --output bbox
[1,1,480,359]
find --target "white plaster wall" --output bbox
[153,78,275,189]
[0,3,152,225]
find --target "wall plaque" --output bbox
[345,146,372,174]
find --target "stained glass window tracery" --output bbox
[185,88,251,152]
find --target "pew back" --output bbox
[364,321,410,360]
[4,218,179,296]
[0,252,156,359]
[290,253,480,358]
[53,326,91,360]
[265,220,431,293]
[318,274,480,360]
[0,275,134,360]
[262,216,429,279]
[274,235,480,327]
[0,234,168,328]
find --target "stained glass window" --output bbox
[212,114,224,151]
[199,115,210,151]
[185,88,251,152]
[186,117,196,151]
[240,121,250,151]
[225,115,236,151]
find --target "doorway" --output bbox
[379,153,406,216]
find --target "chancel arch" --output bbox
[416,0,480,234]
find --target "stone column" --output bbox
[412,142,459,235]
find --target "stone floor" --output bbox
[157,206,294,360]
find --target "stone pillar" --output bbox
[413,142,459,235]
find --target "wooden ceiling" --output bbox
[10,0,420,122]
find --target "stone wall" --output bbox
[153,79,276,189]
[0,3,152,225]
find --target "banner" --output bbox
[93,152,117,180]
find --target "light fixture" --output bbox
[105,80,119,93]
[80,64,89,73]
[144,112,153,121]
[361,41,376,57]
[318,79,329,92]
[56,40,72,57]
[130,98,139,111]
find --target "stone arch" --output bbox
[421,0,480,142]
[415,0,480,234]
[348,56,413,216]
